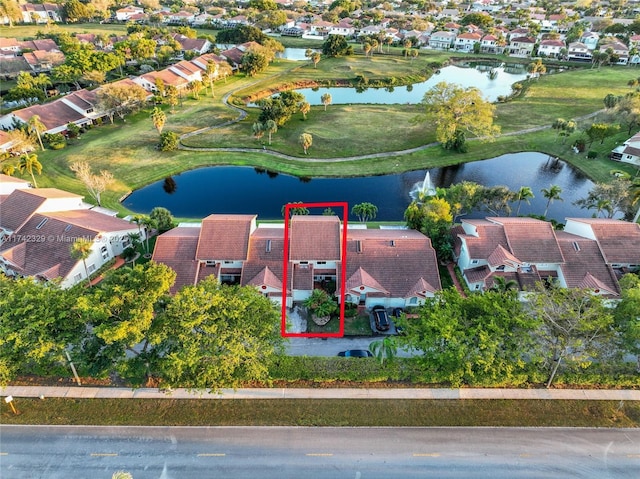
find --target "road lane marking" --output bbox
[413,453,440,457]
[197,453,226,457]
[306,453,334,457]
[90,453,118,457]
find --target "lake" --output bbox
[122,152,596,223]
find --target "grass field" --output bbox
[2,398,639,427]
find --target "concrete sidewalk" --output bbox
[2,386,640,400]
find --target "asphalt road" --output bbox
[2,426,639,479]
[285,337,417,357]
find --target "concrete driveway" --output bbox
[285,336,417,358]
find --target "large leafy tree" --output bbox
[614,274,640,367]
[322,34,353,57]
[526,284,615,387]
[150,107,167,135]
[97,83,148,123]
[0,0,22,27]
[405,196,453,260]
[573,177,635,220]
[299,132,313,154]
[75,262,176,380]
[0,277,84,385]
[153,278,284,390]
[414,82,499,152]
[258,91,305,126]
[397,288,537,386]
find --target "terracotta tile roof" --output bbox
[292,263,313,290]
[289,216,341,261]
[346,266,389,294]
[0,173,29,185]
[487,244,521,267]
[464,265,492,284]
[556,231,619,296]
[141,69,189,88]
[344,229,441,298]
[0,213,96,281]
[195,214,255,261]
[19,39,59,52]
[489,217,564,264]
[0,189,48,231]
[241,228,284,290]
[457,219,509,258]
[13,98,88,131]
[46,210,134,233]
[245,265,282,289]
[151,227,200,294]
[566,218,640,265]
[0,38,20,49]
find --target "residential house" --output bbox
[134,69,190,93]
[22,49,65,72]
[152,214,442,308]
[171,33,211,55]
[453,217,638,297]
[480,34,506,54]
[19,3,61,24]
[454,32,482,52]
[168,60,204,83]
[0,187,141,288]
[507,36,536,57]
[0,89,100,135]
[537,39,565,58]
[0,174,30,195]
[220,42,261,69]
[580,31,599,50]
[428,31,456,50]
[0,37,21,53]
[115,6,144,21]
[567,42,592,61]
[600,38,629,64]
[610,131,640,166]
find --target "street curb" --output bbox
[2,386,640,400]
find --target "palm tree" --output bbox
[1,164,15,176]
[141,216,157,254]
[515,186,535,216]
[70,237,93,287]
[27,115,46,151]
[363,41,372,57]
[150,107,167,135]
[252,121,265,140]
[491,276,519,293]
[17,153,42,187]
[351,202,378,222]
[299,133,313,154]
[265,120,277,145]
[205,60,218,98]
[298,101,310,120]
[112,472,133,479]
[541,184,563,217]
[321,93,332,111]
[370,336,397,366]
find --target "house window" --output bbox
[86,108,93,114]
[409,297,418,305]
[299,261,308,265]
[122,237,130,248]
[100,246,109,260]
[317,261,326,265]
[471,259,479,264]
[74,273,82,282]
[266,240,271,253]
[224,261,233,264]
[88,264,96,273]
[35,218,48,229]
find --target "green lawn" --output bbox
[3,398,639,427]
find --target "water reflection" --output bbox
[123,153,597,223]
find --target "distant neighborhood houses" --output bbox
[0,178,143,288]
[0,49,232,145]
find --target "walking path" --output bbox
[2,386,639,400]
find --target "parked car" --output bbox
[337,349,374,358]
[371,305,390,331]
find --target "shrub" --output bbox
[159,131,179,151]
[587,150,598,159]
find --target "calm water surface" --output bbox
[123,152,595,222]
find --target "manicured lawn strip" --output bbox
[2,398,639,427]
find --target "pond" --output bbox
[122,152,597,223]
[295,64,529,104]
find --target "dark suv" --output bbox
[371,305,390,331]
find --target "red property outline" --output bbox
[281,202,348,338]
